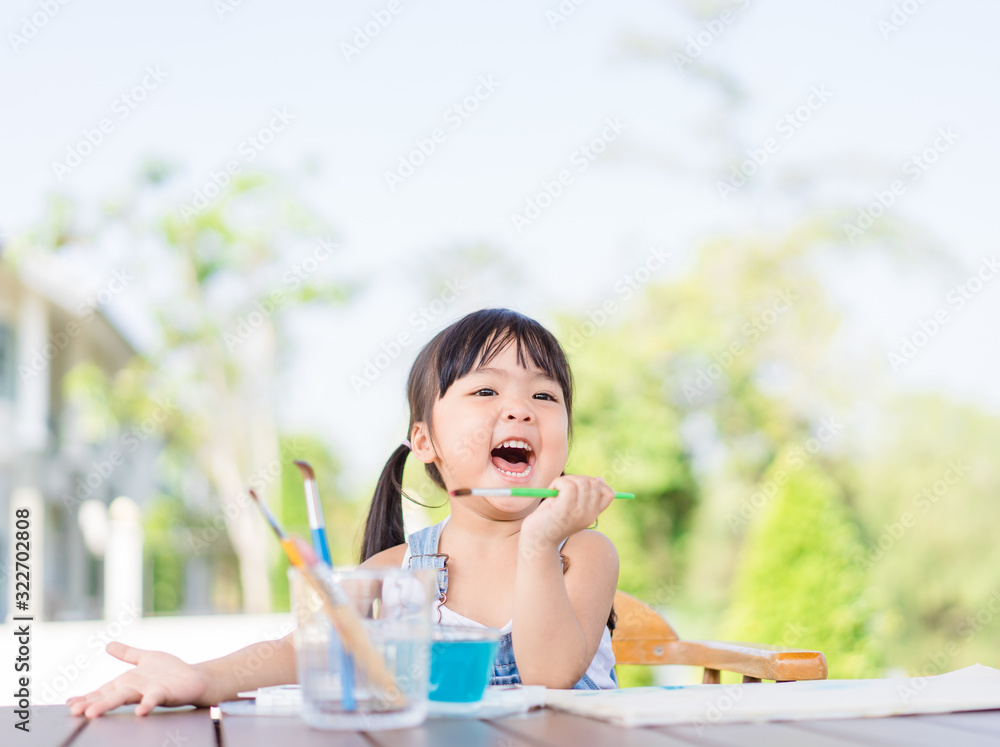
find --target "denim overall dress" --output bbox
[405,517,618,689]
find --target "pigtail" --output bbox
[360,443,410,562]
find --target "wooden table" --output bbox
[10,704,1000,746]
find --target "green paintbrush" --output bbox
[450,487,634,499]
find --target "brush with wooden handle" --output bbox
[248,490,402,706]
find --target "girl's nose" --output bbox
[503,402,533,422]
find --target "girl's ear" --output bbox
[410,421,436,464]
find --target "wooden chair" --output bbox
[611,591,827,684]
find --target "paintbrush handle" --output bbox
[284,537,400,705]
[509,488,635,499]
[298,566,402,705]
[311,527,332,565]
[280,538,306,567]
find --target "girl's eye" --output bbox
[473,388,557,401]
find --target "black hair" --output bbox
[360,307,615,633]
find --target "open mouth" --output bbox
[490,439,536,479]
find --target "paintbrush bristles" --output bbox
[293,460,315,480]
[249,489,287,539]
[449,488,473,496]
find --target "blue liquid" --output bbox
[429,639,499,702]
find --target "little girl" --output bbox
[68,307,619,717]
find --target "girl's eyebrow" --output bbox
[472,366,557,384]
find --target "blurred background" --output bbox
[1,0,998,699]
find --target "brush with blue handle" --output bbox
[294,460,356,712]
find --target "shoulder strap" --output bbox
[406,519,449,602]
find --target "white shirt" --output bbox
[400,515,618,689]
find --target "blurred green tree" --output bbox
[11,164,360,612]
[720,455,882,678]
[848,393,1000,675]
[269,433,361,612]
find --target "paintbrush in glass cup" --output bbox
[248,490,402,706]
[293,460,356,712]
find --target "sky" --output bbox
[2,0,998,494]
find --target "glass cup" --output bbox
[429,625,502,703]
[288,565,435,730]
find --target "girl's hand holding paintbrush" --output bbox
[515,474,618,555]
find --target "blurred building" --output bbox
[1,258,158,621]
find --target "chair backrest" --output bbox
[611,590,679,665]
[610,590,828,681]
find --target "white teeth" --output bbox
[494,463,533,478]
[496,439,532,451]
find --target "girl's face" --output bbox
[412,341,569,517]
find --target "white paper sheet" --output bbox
[543,664,1000,728]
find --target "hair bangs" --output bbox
[434,309,573,414]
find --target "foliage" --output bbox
[556,220,1000,680]
[143,495,188,613]
[720,457,883,678]
[269,434,362,612]
[848,393,1000,675]
[16,164,360,613]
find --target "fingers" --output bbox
[67,644,146,718]
[136,688,165,717]
[68,687,104,716]
[83,685,141,718]
[106,640,144,665]
[554,475,608,503]
[547,475,611,526]
[598,477,615,510]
